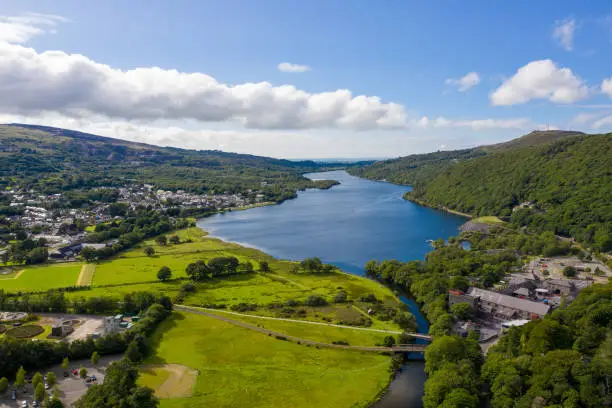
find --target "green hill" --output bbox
[347,130,584,188]
[350,131,611,252]
[412,134,612,251]
[0,124,335,201]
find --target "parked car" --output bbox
[20,400,28,408]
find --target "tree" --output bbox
[126,341,143,363]
[156,266,172,281]
[563,266,577,278]
[91,351,100,367]
[155,235,167,246]
[79,366,88,379]
[0,377,8,394]
[186,260,209,281]
[35,382,46,402]
[144,246,155,257]
[46,371,56,387]
[32,372,44,390]
[242,261,253,273]
[80,246,97,262]
[259,260,270,272]
[450,303,474,321]
[15,366,26,389]
[383,335,396,347]
[168,235,180,245]
[46,390,64,408]
[62,357,70,372]
[26,247,48,264]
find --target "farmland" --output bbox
[0,263,82,292]
[139,311,392,408]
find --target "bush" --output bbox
[332,340,349,345]
[230,303,258,312]
[0,325,5,334]
[360,293,378,303]
[383,336,396,347]
[304,295,328,307]
[563,266,577,278]
[6,324,44,338]
[333,290,348,303]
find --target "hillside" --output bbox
[410,133,611,251]
[484,130,586,152]
[0,124,335,201]
[347,130,583,187]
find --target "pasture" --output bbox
[0,263,82,292]
[139,312,392,408]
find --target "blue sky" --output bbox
[1,1,611,158]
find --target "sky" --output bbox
[1,1,612,158]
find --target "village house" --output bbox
[449,287,550,321]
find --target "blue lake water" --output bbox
[197,170,466,408]
[197,170,466,275]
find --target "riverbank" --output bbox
[402,194,473,219]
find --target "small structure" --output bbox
[51,319,74,337]
[544,279,575,295]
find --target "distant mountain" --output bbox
[0,124,335,201]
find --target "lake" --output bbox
[198,170,466,274]
[197,170,466,408]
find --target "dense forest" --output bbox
[0,124,346,202]
[351,131,611,252]
[365,229,610,407]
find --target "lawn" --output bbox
[139,312,392,408]
[77,264,96,286]
[0,263,82,292]
[472,216,505,225]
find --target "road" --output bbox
[175,305,427,353]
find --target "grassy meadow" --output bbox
[139,312,392,408]
[0,263,82,292]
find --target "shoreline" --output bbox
[403,195,473,219]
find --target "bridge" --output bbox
[176,305,429,353]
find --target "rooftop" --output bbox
[467,287,550,316]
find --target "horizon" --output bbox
[1,1,611,158]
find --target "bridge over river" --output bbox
[176,305,430,353]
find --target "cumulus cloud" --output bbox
[553,18,577,51]
[277,62,311,73]
[592,115,612,129]
[0,42,409,130]
[490,59,589,106]
[445,72,481,92]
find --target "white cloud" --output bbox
[490,59,589,106]
[0,42,408,130]
[570,112,599,126]
[553,18,577,51]
[409,115,541,131]
[445,72,481,92]
[0,13,66,43]
[592,114,612,129]
[277,62,311,73]
[602,78,612,97]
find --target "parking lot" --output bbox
[0,355,120,408]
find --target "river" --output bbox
[197,170,466,407]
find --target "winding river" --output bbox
[197,170,466,407]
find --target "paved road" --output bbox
[175,305,427,353]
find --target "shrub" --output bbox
[333,290,348,303]
[304,295,327,307]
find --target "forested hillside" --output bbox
[0,124,338,201]
[410,134,611,251]
[347,130,583,188]
[348,148,487,188]
[351,131,611,252]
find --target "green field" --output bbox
[0,264,82,291]
[199,307,399,347]
[139,312,392,408]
